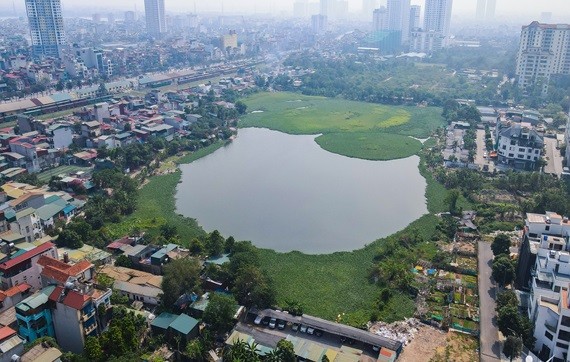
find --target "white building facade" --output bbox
[516,22,570,93]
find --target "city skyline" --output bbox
[5,0,570,20]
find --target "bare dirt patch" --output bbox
[397,325,447,362]
[429,331,479,362]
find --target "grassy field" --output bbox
[241,92,443,138]
[107,143,224,240]
[36,165,92,183]
[315,133,422,161]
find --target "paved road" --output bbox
[475,129,494,172]
[478,241,502,362]
[544,137,563,176]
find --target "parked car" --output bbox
[299,325,308,333]
[277,320,286,330]
[262,317,270,326]
[314,329,323,337]
[254,315,263,325]
[269,318,277,329]
[292,323,299,332]
[307,327,315,335]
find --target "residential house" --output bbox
[50,124,73,149]
[0,326,24,362]
[0,242,58,291]
[496,123,544,170]
[8,208,43,243]
[20,343,62,362]
[37,256,94,287]
[15,286,56,343]
[150,312,199,342]
[48,285,98,353]
[518,212,570,360]
[0,284,32,314]
[99,265,162,306]
[81,121,101,138]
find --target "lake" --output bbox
[176,128,427,254]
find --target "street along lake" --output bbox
[176,127,427,254]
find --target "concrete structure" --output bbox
[386,0,411,44]
[519,212,570,360]
[15,286,56,343]
[51,124,73,150]
[144,0,167,37]
[362,0,378,18]
[410,0,452,53]
[311,14,328,34]
[496,123,544,170]
[0,327,24,362]
[409,5,421,31]
[25,0,66,59]
[373,7,389,32]
[0,242,58,291]
[221,31,238,50]
[48,285,99,354]
[515,22,570,94]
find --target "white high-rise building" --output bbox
[485,0,496,21]
[362,0,378,18]
[515,22,570,94]
[320,0,336,19]
[475,0,486,20]
[25,0,66,59]
[410,0,452,53]
[386,0,411,43]
[409,5,421,31]
[144,0,166,37]
[373,6,389,32]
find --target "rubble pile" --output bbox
[369,318,422,346]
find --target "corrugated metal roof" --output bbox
[169,313,198,335]
[151,312,177,330]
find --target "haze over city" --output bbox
[2,0,570,361]
[4,0,570,21]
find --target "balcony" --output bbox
[82,308,95,322]
[545,321,558,334]
[84,323,97,336]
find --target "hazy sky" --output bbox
[7,0,569,21]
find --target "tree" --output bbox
[206,230,225,257]
[56,229,83,249]
[492,256,515,287]
[84,336,104,362]
[203,293,236,335]
[496,289,518,312]
[492,234,511,256]
[275,339,296,362]
[161,258,201,308]
[233,266,275,308]
[115,255,133,268]
[503,335,522,362]
[444,189,461,214]
[235,101,247,115]
[185,339,204,361]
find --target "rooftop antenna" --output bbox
[12,1,16,16]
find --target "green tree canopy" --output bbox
[491,234,511,257]
[503,335,522,362]
[161,258,201,308]
[203,293,237,335]
[492,256,515,287]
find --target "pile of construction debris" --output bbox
[368,318,423,346]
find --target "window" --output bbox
[509,153,514,157]
[546,225,551,231]
[535,150,540,154]
[562,316,570,327]
[519,148,525,152]
[558,329,570,341]
[546,330,554,340]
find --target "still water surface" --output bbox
[177,128,427,254]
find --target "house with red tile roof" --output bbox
[37,256,94,287]
[48,285,100,354]
[0,242,57,291]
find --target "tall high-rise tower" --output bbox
[25,0,66,59]
[475,0,497,21]
[372,6,388,32]
[409,5,421,31]
[386,0,411,43]
[410,0,452,53]
[424,0,453,35]
[144,0,166,37]
[485,0,496,21]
